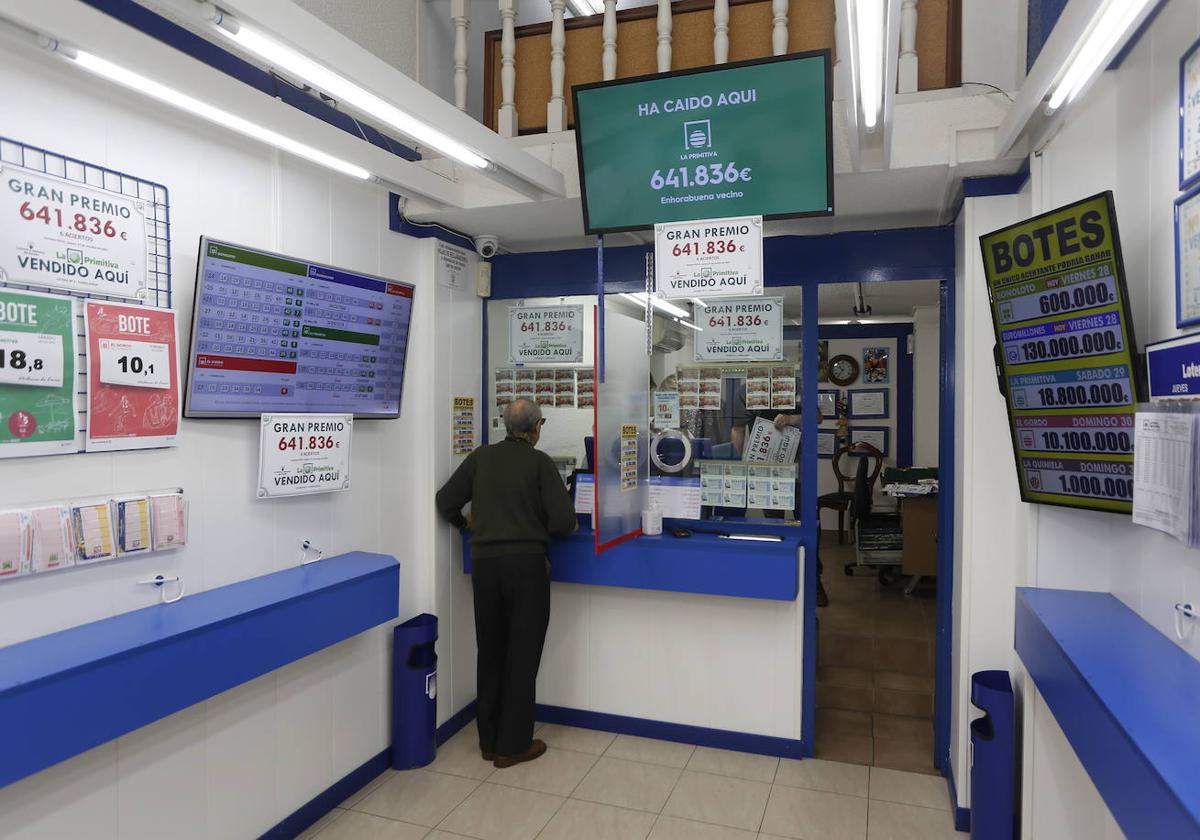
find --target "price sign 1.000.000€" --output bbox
[979,192,1140,514]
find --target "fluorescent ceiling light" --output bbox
[1046,0,1153,111]
[673,317,702,332]
[850,0,885,131]
[69,50,371,179]
[620,292,689,319]
[691,297,708,309]
[566,0,605,15]
[215,20,490,169]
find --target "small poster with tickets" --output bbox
[620,423,639,492]
[452,396,476,455]
[495,368,515,408]
[699,367,722,411]
[746,367,771,410]
[535,369,556,406]
[514,368,535,400]
[771,365,796,409]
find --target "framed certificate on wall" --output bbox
[850,426,889,456]
[848,388,889,419]
[1182,36,1200,190]
[1176,184,1200,328]
[817,429,837,458]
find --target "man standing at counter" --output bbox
[436,397,577,768]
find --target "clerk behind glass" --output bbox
[435,397,577,769]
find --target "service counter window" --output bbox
[486,287,810,529]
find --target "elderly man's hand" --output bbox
[774,413,800,430]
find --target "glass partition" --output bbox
[485,285,807,526]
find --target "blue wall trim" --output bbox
[489,226,955,299]
[800,281,819,755]
[933,278,955,772]
[1016,588,1200,840]
[0,552,399,790]
[259,748,390,840]
[945,763,971,833]
[1027,0,1069,72]
[962,161,1031,199]
[536,704,806,759]
[79,0,421,163]
[437,701,479,746]
[388,193,478,250]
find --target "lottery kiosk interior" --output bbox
[1,0,1197,838]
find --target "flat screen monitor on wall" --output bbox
[183,237,414,419]
[978,192,1141,515]
[572,51,834,235]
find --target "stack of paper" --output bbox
[1132,412,1200,545]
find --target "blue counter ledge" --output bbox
[463,520,802,601]
[0,551,399,790]
[1015,587,1200,840]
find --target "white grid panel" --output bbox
[0,136,173,454]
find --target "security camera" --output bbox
[474,235,500,259]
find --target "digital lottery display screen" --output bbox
[979,192,1141,514]
[184,237,414,418]
[572,52,833,234]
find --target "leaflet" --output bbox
[149,493,188,550]
[115,496,152,555]
[72,502,116,564]
[29,505,74,572]
[0,511,28,579]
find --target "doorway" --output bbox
[808,279,944,775]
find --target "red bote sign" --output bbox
[85,301,179,451]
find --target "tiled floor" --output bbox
[815,535,938,775]
[300,725,966,840]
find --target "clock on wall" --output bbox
[828,354,860,386]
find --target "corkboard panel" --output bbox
[916,0,951,90]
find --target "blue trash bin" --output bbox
[969,670,1015,840]
[392,613,438,770]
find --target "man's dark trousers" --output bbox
[471,552,551,756]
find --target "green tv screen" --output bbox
[572,51,833,234]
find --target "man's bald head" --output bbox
[504,397,543,441]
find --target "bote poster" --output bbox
[84,301,179,451]
[0,288,78,457]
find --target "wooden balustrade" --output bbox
[479,0,960,136]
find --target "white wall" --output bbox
[950,190,1030,809]
[1007,1,1200,834]
[961,0,1026,93]
[296,0,419,78]
[0,36,481,838]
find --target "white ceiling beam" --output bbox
[1,0,465,206]
[210,0,567,199]
[993,0,1158,158]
